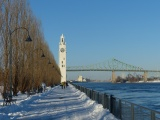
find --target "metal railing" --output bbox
[71,83,160,120]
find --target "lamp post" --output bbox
[9,27,32,97]
[32,48,45,58]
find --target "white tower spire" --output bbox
[59,34,66,83]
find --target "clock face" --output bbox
[60,48,65,52]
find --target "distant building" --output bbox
[77,75,86,82]
[77,75,83,82]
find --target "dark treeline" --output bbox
[0,0,60,95]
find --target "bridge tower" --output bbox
[112,71,116,83]
[59,34,66,83]
[143,71,148,82]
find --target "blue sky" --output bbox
[28,0,160,80]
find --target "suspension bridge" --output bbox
[67,58,160,83]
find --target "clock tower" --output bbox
[59,34,66,83]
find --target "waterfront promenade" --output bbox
[0,84,117,120]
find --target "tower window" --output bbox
[62,61,63,63]
[62,65,63,67]
[62,38,63,42]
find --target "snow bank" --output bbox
[0,84,117,120]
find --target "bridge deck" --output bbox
[67,69,160,72]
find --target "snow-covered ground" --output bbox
[0,84,117,120]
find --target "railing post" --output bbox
[95,91,97,101]
[91,90,93,100]
[87,88,89,97]
[151,111,155,120]
[131,103,134,120]
[119,99,122,119]
[99,93,101,104]
[97,92,99,103]
[106,94,109,109]
[110,95,114,114]
[98,92,100,103]
[89,89,92,98]
[94,91,95,100]
[92,90,94,100]
[93,90,95,100]
[86,88,87,94]
[96,92,99,103]
[88,89,90,98]
[103,93,107,108]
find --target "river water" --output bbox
[74,82,160,112]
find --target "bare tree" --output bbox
[0,0,61,95]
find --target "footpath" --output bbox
[0,84,117,120]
